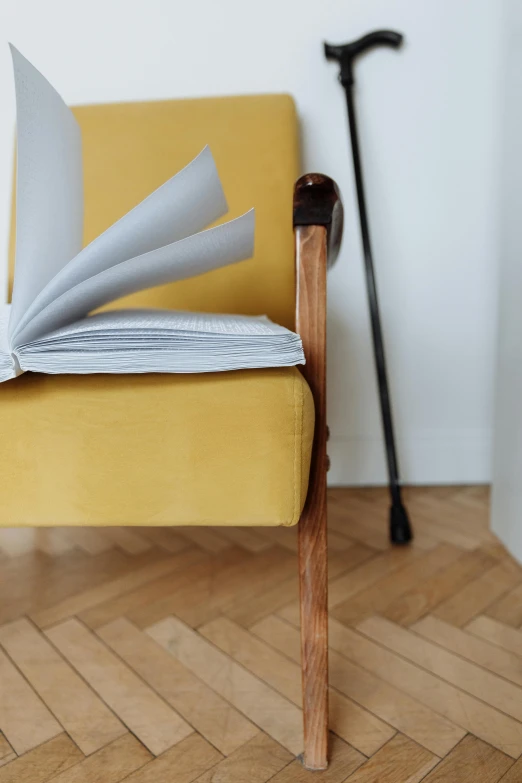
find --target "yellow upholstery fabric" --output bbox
[2,94,314,527]
[0,368,313,527]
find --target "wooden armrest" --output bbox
[293,173,343,268]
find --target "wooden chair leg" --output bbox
[298,487,328,770]
[294,177,342,770]
[295,222,329,769]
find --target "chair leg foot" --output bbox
[297,752,328,771]
[298,493,329,770]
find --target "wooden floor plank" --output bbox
[49,734,152,783]
[189,547,297,629]
[486,582,522,627]
[413,615,522,688]
[147,616,304,755]
[200,616,395,757]
[0,735,13,764]
[352,616,522,757]
[277,547,415,627]
[332,544,462,627]
[342,733,438,783]
[0,549,135,626]
[95,528,152,555]
[77,548,206,629]
[0,734,83,783]
[358,616,522,724]
[127,546,258,629]
[433,560,522,627]
[46,618,193,756]
[328,503,391,550]
[97,617,259,755]
[252,615,463,757]
[466,615,522,656]
[1,486,521,780]
[420,734,513,783]
[174,527,231,553]
[0,618,126,755]
[224,546,369,630]
[31,554,188,629]
[192,733,292,783]
[498,756,522,782]
[135,527,192,554]
[328,548,418,609]
[59,528,113,555]
[213,526,273,553]
[0,646,62,754]
[122,734,222,783]
[382,549,496,626]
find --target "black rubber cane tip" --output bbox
[390,503,413,545]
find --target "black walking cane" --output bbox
[324,31,413,544]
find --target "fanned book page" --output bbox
[0,47,304,384]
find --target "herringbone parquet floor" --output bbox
[1,487,521,782]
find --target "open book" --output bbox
[0,47,304,383]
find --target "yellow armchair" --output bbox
[4,93,343,769]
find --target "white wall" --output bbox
[491,0,522,561]
[0,0,503,485]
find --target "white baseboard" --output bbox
[327,431,492,486]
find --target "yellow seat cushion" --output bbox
[0,368,314,526]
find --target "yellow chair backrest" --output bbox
[9,94,300,330]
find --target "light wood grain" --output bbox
[413,614,522,688]
[433,559,522,626]
[0,646,62,754]
[486,582,522,627]
[0,618,125,754]
[136,527,191,553]
[496,756,522,783]
[50,734,152,783]
[0,734,82,783]
[1,486,521,780]
[332,544,461,626]
[126,546,259,629]
[147,615,304,754]
[358,616,522,723]
[277,547,413,627]
[46,618,193,755]
[200,616,395,756]
[97,617,259,755]
[96,527,152,555]
[60,527,113,555]
[421,735,513,783]
[354,616,522,757]
[342,734,438,783]
[220,544,360,630]
[31,554,187,628]
[124,734,222,783]
[214,526,273,553]
[253,614,461,756]
[175,526,230,553]
[193,733,292,783]
[382,548,496,625]
[78,547,206,629]
[467,614,522,656]
[0,735,13,764]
